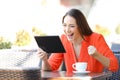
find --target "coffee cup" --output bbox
[72,62,87,71]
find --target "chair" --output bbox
[106,43,120,79]
[106,53,120,80]
[0,49,41,80]
[111,43,120,52]
[0,67,41,80]
[61,60,66,71]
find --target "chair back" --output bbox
[106,43,120,79]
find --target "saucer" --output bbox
[73,71,90,75]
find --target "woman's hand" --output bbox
[88,45,99,57]
[88,45,110,68]
[37,48,48,61]
[88,45,97,55]
[37,48,52,71]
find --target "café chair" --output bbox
[61,60,66,71]
[111,43,120,52]
[0,49,41,80]
[106,43,120,80]
[106,53,120,80]
[0,67,41,80]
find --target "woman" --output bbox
[37,9,118,73]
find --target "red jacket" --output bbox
[48,33,118,73]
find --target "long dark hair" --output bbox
[62,9,93,39]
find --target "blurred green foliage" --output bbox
[0,36,12,49]
[0,41,12,49]
[115,24,120,34]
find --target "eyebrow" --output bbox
[62,23,75,26]
[69,24,75,26]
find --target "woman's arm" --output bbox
[37,48,64,71]
[42,58,52,71]
[88,34,119,72]
[88,47,110,68]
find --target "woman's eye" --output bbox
[70,25,75,28]
[62,24,66,27]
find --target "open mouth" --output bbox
[67,33,74,39]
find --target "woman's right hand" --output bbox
[37,48,48,61]
[37,48,52,71]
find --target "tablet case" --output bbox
[34,36,66,53]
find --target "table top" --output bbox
[41,71,112,80]
[0,69,112,80]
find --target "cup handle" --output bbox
[72,64,76,70]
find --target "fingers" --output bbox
[37,49,48,60]
[38,48,44,52]
[88,45,96,55]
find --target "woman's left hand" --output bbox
[88,45,97,55]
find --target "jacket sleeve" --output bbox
[94,34,119,72]
[48,53,64,71]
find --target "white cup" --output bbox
[72,62,87,71]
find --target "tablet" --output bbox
[34,36,66,53]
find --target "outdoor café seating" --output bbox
[106,43,120,80]
[0,49,41,80]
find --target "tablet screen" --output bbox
[34,36,66,53]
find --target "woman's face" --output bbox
[62,15,81,42]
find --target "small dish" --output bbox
[73,71,90,75]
